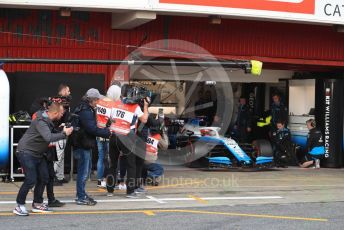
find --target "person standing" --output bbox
[270,93,288,131]
[72,88,111,205]
[13,102,73,216]
[32,109,66,208]
[54,83,72,185]
[95,85,121,188]
[234,96,252,143]
[106,85,149,198]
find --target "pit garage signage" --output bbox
[2,0,344,24]
[157,0,344,25]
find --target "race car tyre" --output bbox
[253,139,273,157]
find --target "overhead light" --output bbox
[60,7,71,17]
[209,15,221,24]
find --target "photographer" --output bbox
[54,84,72,185]
[72,88,111,206]
[32,104,66,208]
[106,85,148,198]
[13,102,73,216]
[95,85,121,188]
[143,114,169,186]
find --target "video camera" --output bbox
[64,113,80,131]
[122,85,152,105]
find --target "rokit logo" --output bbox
[160,0,315,14]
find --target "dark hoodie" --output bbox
[17,110,66,158]
[72,100,111,149]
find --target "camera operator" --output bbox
[72,88,111,206]
[95,85,121,188]
[13,102,73,216]
[106,85,148,198]
[53,83,72,185]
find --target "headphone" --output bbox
[307,119,316,128]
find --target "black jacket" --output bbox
[271,102,288,126]
[307,128,323,151]
[72,100,111,149]
[235,104,252,128]
[272,128,291,144]
[271,127,295,159]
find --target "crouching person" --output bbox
[72,89,111,206]
[144,120,169,186]
[299,119,325,169]
[271,120,293,168]
[13,102,73,216]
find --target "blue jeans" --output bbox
[96,139,109,180]
[16,152,49,205]
[74,148,92,200]
[145,163,164,179]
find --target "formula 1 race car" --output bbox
[162,118,274,170]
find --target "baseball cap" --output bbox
[85,88,104,99]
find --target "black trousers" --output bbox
[238,126,250,143]
[126,151,145,194]
[106,133,146,194]
[36,160,56,203]
[118,155,127,183]
[106,135,121,193]
[107,134,140,193]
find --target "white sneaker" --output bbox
[97,180,107,188]
[13,205,29,216]
[315,159,320,169]
[118,184,127,190]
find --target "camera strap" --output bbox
[137,122,145,133]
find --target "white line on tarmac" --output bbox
[0,196,282,205]
[146,196,167,204]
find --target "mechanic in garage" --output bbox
[234,96,252,143]
[299,119,324,169]
[270,92,288,132]
[271,120,292,167]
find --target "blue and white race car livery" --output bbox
[178,118,274,169]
